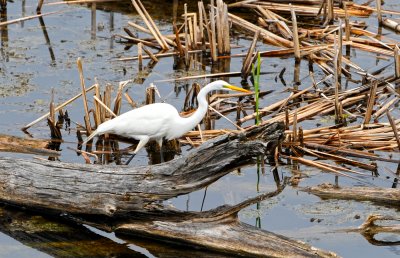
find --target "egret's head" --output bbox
[209,80,251,93]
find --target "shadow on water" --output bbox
[0,205,143,257]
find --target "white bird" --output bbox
[82,80,250,165]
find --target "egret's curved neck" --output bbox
[177,87,210,133]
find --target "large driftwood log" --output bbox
[0,122,285,216]
[0,122,338,257]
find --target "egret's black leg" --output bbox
[125,153,136,165]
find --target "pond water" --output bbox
[0,0,399,257]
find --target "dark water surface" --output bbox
[0,0,399,257]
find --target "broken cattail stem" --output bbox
[124,90,137,108]
[49,89,56,127]
[184,4,190,65]
[294,59,300,86]
[187,15,194,49]
[146,84,156,104]
[174,24,186,59]
[334,36,341,124]
[137,42,143,70]
[123,27,135,38]
[373,97,399,120]
[134,0,169,50]
[36,0,44,13]
[71,147,99,164]
[0,11,64,28]
[210,0,218,62]
[285,108,289,130]
[91,3,96,38]
[376,0,382,24]
[209,106,244,132]
[94,83,102,127]
[395,45,400,78]
[199,1,211,52]
[337,19,343,84]
[103,84,112,120]
[284,156,364,181]
[198,1,203,44]
[326,0,334,25]
[240,86,312,124]
[155,71,243,83]
[290,5,300,60]
[216,0,223,55]
[363,80,378,125]
[127,21,150,34]
[184,83,200,110]
[22,84,96,131]
[196,124,204,143]
[192,13,198,49]
[300,147,377,172]
[387,110,400,150]
[257,6,292,38]
[142,45,158,62]
[47,116,62,145]
[292,109,298,143]
[76,57,92,135]
[204,94,212,130]
[382,18,400,32]
[131,0,169,50]
[94,96,117,118]
[116,34,161,48]
[228,13,293,48]
[131,0,164,48]
[113,83,124,116]
[299,127,304,147]
[223,3,230,54]
[215,0,230,55]
[344,2,350,41]
[241,30,259,80]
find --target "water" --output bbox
[0,0,399,257]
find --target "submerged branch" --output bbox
[302,183,400,207]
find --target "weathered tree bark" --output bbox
[302,183,400,207]
[0,122,338,257]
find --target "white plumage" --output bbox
[82,80,250,164]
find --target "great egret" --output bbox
[82,80,250,165]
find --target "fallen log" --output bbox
[0,122,285,216]
[74,180,337,257]
[302,183,400,207]
[0,122,337,257]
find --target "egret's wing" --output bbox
[97,103,178,139]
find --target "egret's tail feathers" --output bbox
[82,129,98,145]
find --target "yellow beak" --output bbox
[224,84,251,93]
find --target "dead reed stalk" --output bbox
[131,0,169,50]
[77,58,92,135]
[363,80,378,125]
[290,5,300,60]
